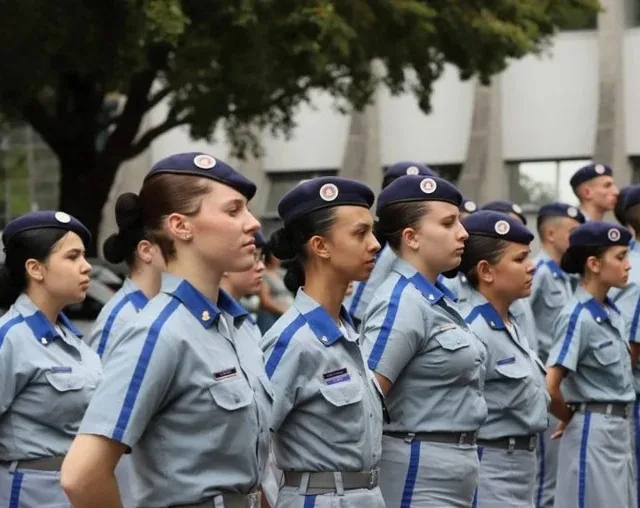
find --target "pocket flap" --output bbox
[320,381,363,407]
[433,331,470,351]
[592,341,620,366]
[208,378,254,411]
[44,371,86,392]
[495,360,528,380]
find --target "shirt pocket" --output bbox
[592,339,621,366]
[319,380,364,408]
[44,370,87,392]
[433,331,471,352]
[494,357,528,380]
[542,289,565,310]
[208,377,254,411]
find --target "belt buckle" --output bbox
[528,436,536,451]
[458,432,466,446]
[368,468,379,488]
[247,491,261,508]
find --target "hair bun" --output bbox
[114,193,143,231]
[269,228,295,260]
[102,233,125,264]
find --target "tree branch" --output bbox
[20,99,64,156]
[103,86,172,129]
[126,114,191,159]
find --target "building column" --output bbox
[595,0,631,185]
[456,76,506,203]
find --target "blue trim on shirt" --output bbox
[349,280,367,317]
[555,303,585,365]
[96,297,130,358]
[9,471,23,508]
[630,296,640,342]
[465,302,507,329]
[112,298,180,442]
[634,401,640,504]
[400,440,421,508]
[578,412,591,508]
[368,277,409,370]
[265,314,307,379]
[0,315,26,349]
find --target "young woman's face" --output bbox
[486,242,535,301]
[321,206,380,282]
[225,248,265,296]
[189,182,261,272]
[412,201,469,274]
[37,232,92,305]
[593,245,630,288]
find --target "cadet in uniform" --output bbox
[88,192,166,362]
[346,161,437,326]
[610,186,640,505]
[569,163,619,222]
[614,185,632,227]
[528,203,585,508]
[457,211,548,507]
[547,221,635,508]
[262,177,385,508]
[61,153,272,508]
[362,175,487,508]
[0,211,100,507]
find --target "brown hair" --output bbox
[375,202,430,250]
[139,173,212,261]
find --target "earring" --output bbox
[184,234,192,241]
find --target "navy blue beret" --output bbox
[480,200,527,225]
[278,177,374,225]
[3,211,91,248]
[376,175,462,214]
[618,184,640,216]
[146,152,256,200]
[460,197,478,214]
[384,161,438,180]
[462,211,534,245]
[614,185,633,225]
[254,231,267,249]
[537,202,585,224]
[569,163,613,191]
[561,221,632,273]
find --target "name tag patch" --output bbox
[497,356,516,366]
[214,367,238,381]
[435,324,457,333]
[49,366,72,374]
[323,368,350,385]
[598,340,613,349]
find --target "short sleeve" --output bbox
[612,284,640,343]
[0,338,19,417]
[78,310,180,447]
[546,305,586,371]
[362,281,424,383]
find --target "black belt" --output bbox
[384,431,477,446]
[477,435,537,452]
[569,402,630,419]
[283,469,379,495]
[0,457,64,472]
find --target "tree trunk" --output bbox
[58,151,120,257]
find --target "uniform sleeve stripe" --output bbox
[96,298,131,358]
[555,303,584,365]
[265,314,306,379]
[630,295,640,341]
[0,316,25,350]
[348,281,367,316]
[112,298,180,442]
[368,278,409,370]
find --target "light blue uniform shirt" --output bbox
[86,277,149,362]
[530,251,574,363]
[547,286,635,404]
[611,240,640,392]
[346,244,397,322]
[262,289,383,472]
[441,272,472,306]
[463,290,549,439]
[0,294,102,460]
[362,258,487,433]
[78,274,273,507]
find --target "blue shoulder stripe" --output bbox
[464,307,482,325]
[368,278,409,370]
[0,315,26,350]
[555,303,585,365]
[112,298,180,442]
[265,314,306,379]
[96,298,131,358]
[348,281,367,316]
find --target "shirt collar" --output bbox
[162,273,248,329]
[574,285,619,323]
[293,289,355,346]
[14,294,83,346]
[122,278,149,312]
[464,290,510,330]
[393,259,449,305]
[536,251,567,281]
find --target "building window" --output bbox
[513,159,591,209]
[261,170,338,236]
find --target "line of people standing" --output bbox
[0,152,639,508]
